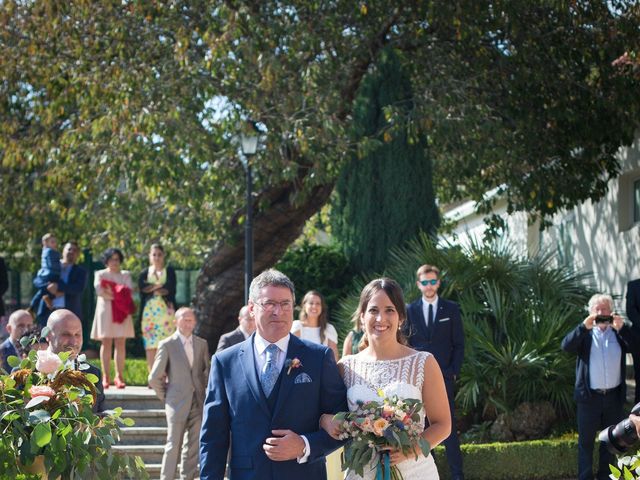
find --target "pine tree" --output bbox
[332,48,440,273]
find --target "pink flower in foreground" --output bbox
[35,349,63,374]
[29,385,56,399]
[382,405,394,419]
[372,418,389,437]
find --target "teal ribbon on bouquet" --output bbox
[376,451,391,480]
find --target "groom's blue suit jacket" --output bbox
[199,333,347,480]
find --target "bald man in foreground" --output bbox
[47,309,105,413]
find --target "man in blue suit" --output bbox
[200,269,346,480]
[34,241,88,326]
[402,264,465,480]
[0,309,33,373]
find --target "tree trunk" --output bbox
[192,14,398,352]
[194,180,334,353]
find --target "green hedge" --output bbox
[433,438,579,479]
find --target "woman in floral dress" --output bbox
[138,244,176,371]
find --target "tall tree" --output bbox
[332,47,439,273]
[0,2,638,348]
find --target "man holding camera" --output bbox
[562,293,637,480]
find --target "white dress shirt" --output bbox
[177,331,194,367]
[253,332,310,463]
[52,264,72,309]
[589,326,622,390]
[253,332,289,374]
[421,296,439,327]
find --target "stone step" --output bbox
[104,386,164,411]
[105,408,167,427]
[145,464,204,480]
[113,444,165,465]
[146,464,161,478]
[119,426,168,445]
[102,386,202,478]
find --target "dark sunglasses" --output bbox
[419,279,438,286]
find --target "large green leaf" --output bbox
[32,421,52,448]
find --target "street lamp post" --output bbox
[240,124,259,304]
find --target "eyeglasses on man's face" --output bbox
[256,300,294,312]
[419,279,438,286]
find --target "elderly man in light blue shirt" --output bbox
[562,293,637,480]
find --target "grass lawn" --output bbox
[87,358,149,386]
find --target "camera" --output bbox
[599,402,640,454]
[595,315,614,324]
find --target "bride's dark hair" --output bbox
[356,278,408,351]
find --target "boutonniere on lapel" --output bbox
[285,357,302,375]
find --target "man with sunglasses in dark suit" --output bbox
[402,264,465,480]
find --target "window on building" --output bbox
[634,179,640,224]
[617,169,640,232]
[556,216,575,269]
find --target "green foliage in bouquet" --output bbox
[610,453,640,480]
[335,394,430,480]
[0,344,148,479]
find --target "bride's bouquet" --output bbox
[610,453,640,479]
[334,392,430,480]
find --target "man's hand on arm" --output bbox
[263,430,306,461]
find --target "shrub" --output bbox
[433,437,580,479]
[337,233,594,420]
[275,241,355,338]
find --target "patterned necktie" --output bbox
[261,344,280,396]
[428,303,434,330]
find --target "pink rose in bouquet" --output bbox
[35,349,62,374]
[28,385,56,400]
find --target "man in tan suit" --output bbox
[149,307,210,480]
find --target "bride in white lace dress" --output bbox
[321,278,451,480]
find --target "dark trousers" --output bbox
[577,391,623,480]
[633,351,640,404]
[443,377,464,479]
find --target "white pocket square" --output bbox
[294,373,312,384]
[439,317,450,322]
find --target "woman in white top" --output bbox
[291,290,339,360]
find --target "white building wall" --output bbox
[443,137,640,312]
[542,138,640,306]
[441,197,530,258]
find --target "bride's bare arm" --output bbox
[421,354,452,448]
[387,354,451,466]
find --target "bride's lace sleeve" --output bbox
[412,351,430,391]
[338,355,356,388]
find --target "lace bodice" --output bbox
[340,351,430,416]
